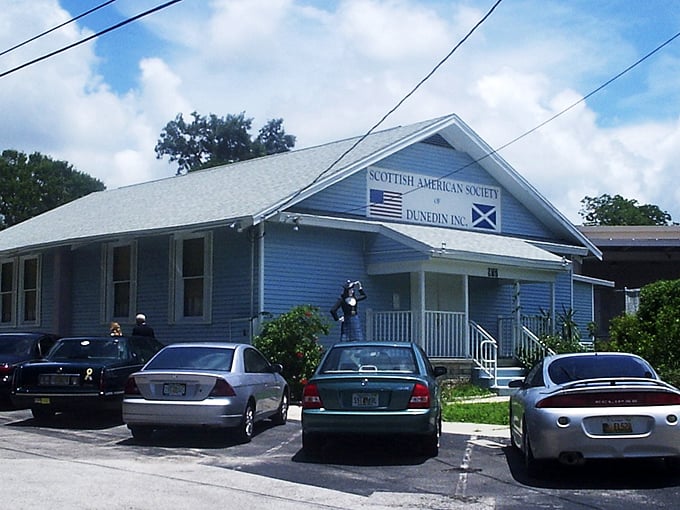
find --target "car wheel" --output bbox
[271,391,289,426]
[421,413,441,457]
[522,420,539,476]
[509,406,520,450]
[31,407,55,422]
[235,401,255,443]
[302,432,324,456]
[130,426,154,442]
[665,456,680,473]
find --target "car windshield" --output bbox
[145,346,234,371]
[0,334,36,355]
[320,345,417,373]
[548,355,655,385]
[49,338,124,361]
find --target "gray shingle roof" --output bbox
[0,113,597,258]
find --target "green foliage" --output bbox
[609,279,680,386]
[515,307,587,368]
[579,193,672,226]
[253,305,330,402]
[441,381,494,401]
[155,111,296,174]
[442,401,508,425]
[0,150,105,230]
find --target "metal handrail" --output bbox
[469,320,498,385]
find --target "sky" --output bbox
[1,0,680,224]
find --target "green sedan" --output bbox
[301,341,447,457]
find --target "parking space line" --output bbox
[454,434,476,498]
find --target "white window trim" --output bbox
[101,241,138,324]
[18,255,41,327]
[169,232,213,324]
[0,258,18,327]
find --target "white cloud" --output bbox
[1,0,679,223]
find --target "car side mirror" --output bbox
[433,366,447,377]
[508,379,525,388]
[270,363,283,374]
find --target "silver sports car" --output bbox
[509,352,680,473]
[122,343,289,442]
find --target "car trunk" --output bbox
[315,375,419,411]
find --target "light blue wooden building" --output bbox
[0,114,607,386]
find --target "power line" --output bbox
[0,0,184,79]
[0,0,118,59]
[275,0,504,212]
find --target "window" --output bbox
[0,260,15,324]
[0,256,42,326]
[103,242,137,323]
[170,233,212,323]
[244,348,271,373]
[20,257,40,324]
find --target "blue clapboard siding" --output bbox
[38,251,56,332]
[69,244,105,336]
[573,279,594,337]
[299,141,556,241]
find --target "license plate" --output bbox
[34,397,51,405]
[39,374,79,386]
[352,392,378,407]
[163,383,186,396]
[602,417,633,434]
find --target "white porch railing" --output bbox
[469,321,498,382]
[367,310,467,358]
[516,325,556,363]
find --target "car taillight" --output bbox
[408,382,431,409]
[210,379,236,397]
[536,391,680,408]
[302,383,323,409]
[124,377,140,396]
[0,363,12,376]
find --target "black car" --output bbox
[0,332,60,404]
[11,335,164,421]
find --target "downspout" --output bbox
[258,221,265,330]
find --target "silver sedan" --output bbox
[509,352,680,474]
[122,343,289,442]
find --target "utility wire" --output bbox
[0,0,183,79]
[275,0,504,212]
[0,0,118,59]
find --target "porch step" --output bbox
[474,366,525,397]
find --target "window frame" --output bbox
[169,232,213,324]
[19,255,41,326]
[101,241,138,324]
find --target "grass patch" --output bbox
[440,381,494,401]
[442,401,509,425]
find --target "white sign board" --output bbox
[366,168,501,232]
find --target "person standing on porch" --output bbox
[330,280,367,341]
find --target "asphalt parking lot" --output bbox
[2,405,680,509]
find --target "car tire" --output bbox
[31,407,55,422]
[522,420,540,477]
[130,426,154,442]
[271,391,289,426]
[302,432,324,456]
[421,414,441,457]
[235,401,255,443]
[509,407,520,450]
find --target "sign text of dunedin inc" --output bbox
[366,168,501,232]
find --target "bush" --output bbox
[253,305,330,402]
[608,279,680,387]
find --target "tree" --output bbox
[155,111,296,174]
[0,150,105,230]
[579,193,672,226]
[609,279,680,386]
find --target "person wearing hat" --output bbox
[131,313,155,338]
[330,280,367,341]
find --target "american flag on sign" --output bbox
[369,189,403,219]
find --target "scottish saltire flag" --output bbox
[369,189,403,219]
[471,203,497,230]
